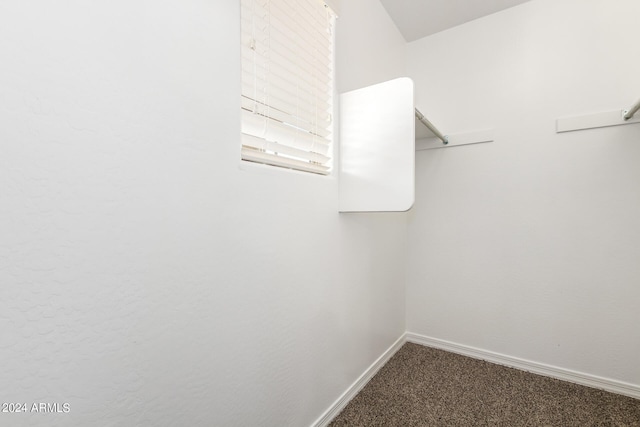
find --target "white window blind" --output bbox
[241,0,336,175]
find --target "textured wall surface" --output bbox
[0,1,406,426]
[407,0,640,387]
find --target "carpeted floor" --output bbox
[329,343,640,426]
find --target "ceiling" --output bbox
[379,0,532,42]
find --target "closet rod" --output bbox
[623,98,640,120]
[415,109,448,144]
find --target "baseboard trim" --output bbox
[406,332,640,400]
[311,333,407,427]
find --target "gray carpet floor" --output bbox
[329,343,640,426]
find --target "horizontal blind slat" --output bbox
[250,23,332,79]
[241,95,332,138]
[242,133,330,163]
[241,52,332,106]
[248,0,334,47]
[241,109,331,155]
[276,0,334,36]
[241,44,331,92]
[241,76,332,123]
[240,10,332,61]
[241,5,332,55]
[242,147,330,175]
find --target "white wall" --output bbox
[0,1,407,426]
[407,0,640,386]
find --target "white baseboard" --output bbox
[406,332,640,400]
[310,333,407,427]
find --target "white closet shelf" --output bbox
[416,129,495,151]
[556,97,640,133]
[414,107,494,150]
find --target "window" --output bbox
[240,0,337,175]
